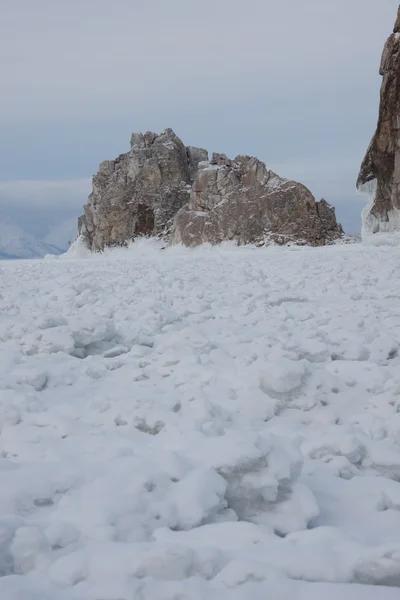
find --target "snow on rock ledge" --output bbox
[361,187,400,245]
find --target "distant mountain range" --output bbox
[0,220,77,260]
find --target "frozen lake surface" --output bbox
[0,240,400,599]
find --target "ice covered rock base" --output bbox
[1,242,400,599]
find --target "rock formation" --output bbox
[79,129,343,250]
[80,129,208,250]
[357,6,400,236]
[171,153,342,247]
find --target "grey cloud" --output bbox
[0,0,397,123]
[0,178,90,238]
[0,0,398,236]
[0,179,91,211]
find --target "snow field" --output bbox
[0,239,400,598]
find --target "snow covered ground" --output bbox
[1,239,400,599]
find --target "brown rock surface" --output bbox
[79,129,342,250]
[357,6,400,234]
[80,129,208,250]
[171,155,342,247]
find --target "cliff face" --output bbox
[79,129,342,250]
[80,129,208,250]
[357,6,400,236]
[171,153,342,247]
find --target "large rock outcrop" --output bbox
[357,6,400,237]
[80,129,208,250]
[79,129,342,250]
[171,153,342,246]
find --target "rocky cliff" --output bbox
[80,129,208,250]
[171,153,342,247]
[79,129,342,250]
[357,6,400,237]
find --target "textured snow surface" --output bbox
[1,239,400,599]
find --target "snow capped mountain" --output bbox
[0,222,63,259]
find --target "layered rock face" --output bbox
[171,153,342,246]
[80,129,342,250]
[357,7,400,236]
[80,129,208,250]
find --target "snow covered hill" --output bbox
[0,222,63,259]
[0,241,400,599]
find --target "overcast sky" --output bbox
[0,0,398,237]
